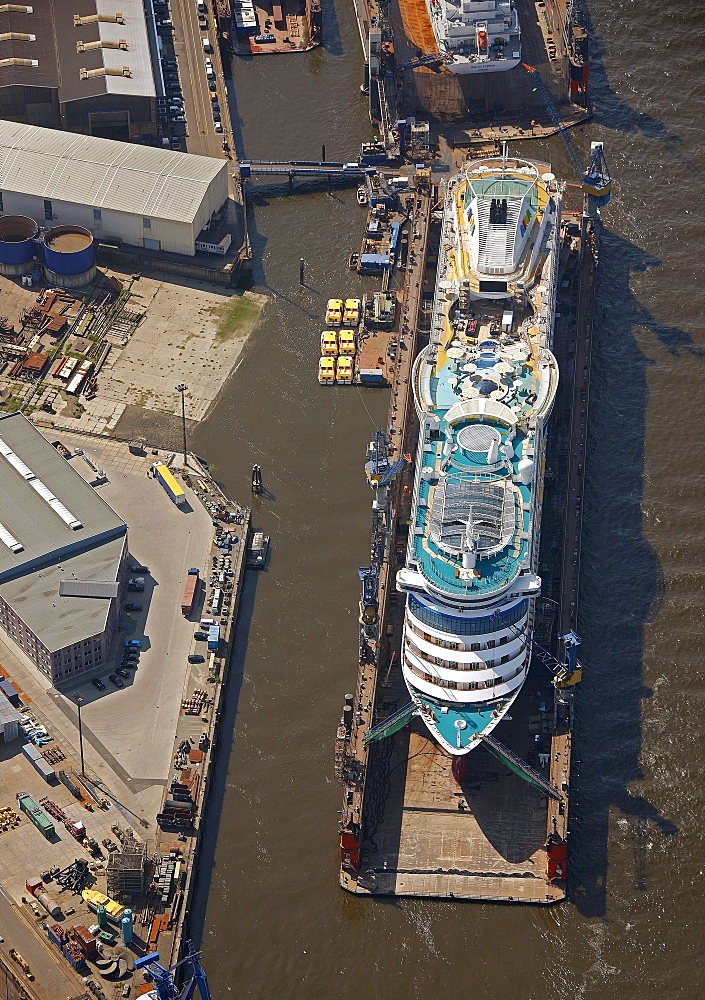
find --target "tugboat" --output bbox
[248,531,270,568]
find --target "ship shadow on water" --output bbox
[184,567,261,945]
[569,227,685,919]
[588,31,705,190]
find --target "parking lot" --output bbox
[157,0,233,158]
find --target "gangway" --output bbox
[238,160,369,178]
[363,701,416,744]
[480,734,563,801]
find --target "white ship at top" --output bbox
[427,0,521,75]
[397,154,562,755]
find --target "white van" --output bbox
[202,37,213,52]
[200,617,216,628]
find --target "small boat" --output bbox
[338,329,356,355]
[336,356,354,384]
[343,298,360,324]
[318,356,336,384]
[357,185,368,206]
[325,298,343,325]
[348,252,359,270]
[321,330,338,356]
[247,531,269,568]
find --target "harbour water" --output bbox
[190,0,705,996]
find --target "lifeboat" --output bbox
[477,29,487,51]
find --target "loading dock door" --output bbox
[143,238,161,251]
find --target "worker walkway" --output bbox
[237,160,368,178]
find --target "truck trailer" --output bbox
[153,463,186,506]
[181,569,199,615]
[22,744,57,784]
[17,793,55,838]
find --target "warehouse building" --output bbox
[0,121,228,256]
[0,413,129,686]
[0,0,158,143]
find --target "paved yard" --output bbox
[0,431,216,867]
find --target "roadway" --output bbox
[0,886,80,1000]
[169,0,232,159]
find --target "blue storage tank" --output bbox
[0,215,38,272]
[43,225,96,286]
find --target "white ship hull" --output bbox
[396,155,563,755]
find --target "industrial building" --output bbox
[0,0,158,143]
[0,413,128,685]
[0,121,228,256]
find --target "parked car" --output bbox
[108,674,124,688]
[124,640,142,649]
[188,654,205,664]
[124,603,143,612]
[214,123,223,133]
[92,678,106,691]
[123,651,139,662]
[116,667,131,679]
[131,564,149,573]
[194,631,208,641]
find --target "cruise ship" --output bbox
[396,154,562,756]
[427,0,521,75]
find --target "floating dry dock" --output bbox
[338,171,598,901]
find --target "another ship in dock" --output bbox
[427,0,521,75]
[396,153,562,756]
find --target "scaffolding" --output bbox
[106,830,148,899]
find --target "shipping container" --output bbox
[17,793,55,838]
[22,743,58,784]
[153,463,186,506]
[181,571,199,615]
[207,625,220,651]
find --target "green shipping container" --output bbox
[17,793,55,839]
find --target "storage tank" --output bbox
[0,215,38,274]
[43,225,96,287]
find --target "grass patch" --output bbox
[209,292,265,344]
[0,395,23,413]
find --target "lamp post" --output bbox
[73,692,85,777]
[176,383,188,468]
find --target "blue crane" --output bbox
[395,49,456,74]
[377,453,411,487]
[522,63,611,209]
[134,942,212,1000]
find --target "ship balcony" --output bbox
[404,654,527,702]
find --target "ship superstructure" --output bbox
[397,155,562,755]
[427,0,521,75]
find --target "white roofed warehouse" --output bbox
[0,413,129,686]
[0,121,228,256]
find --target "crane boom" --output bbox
[522,63,611,210]
[395,50,455,74]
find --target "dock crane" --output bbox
[134,941,211,1000]
[522,62,611,213]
